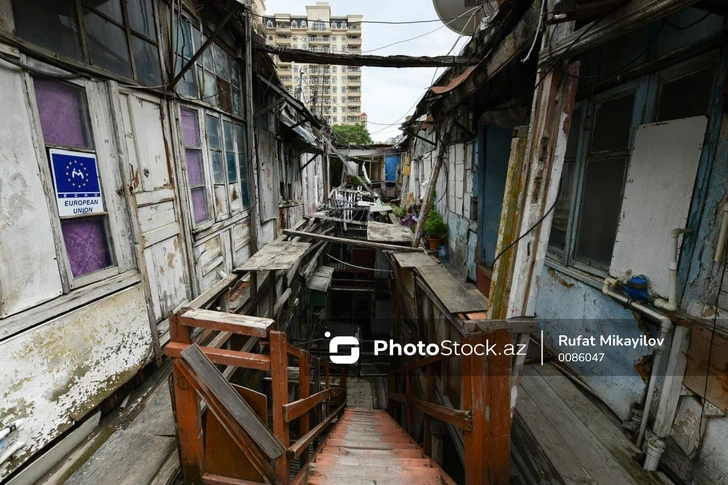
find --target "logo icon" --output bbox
[325,331,360,364]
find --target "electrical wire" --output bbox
[252,11,484,25]
[327,253,393,273]
[664,12,712,30]
[359,6,481,54]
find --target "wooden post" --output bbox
[242,5,259,254]
[268,271,276,322]
[299,351,311,463]
[462,331,512,485]
[270,331,290,484]
[423,364,435,456]
[312,356,322,424]
[169,314,204,483]
[412,132,449,248]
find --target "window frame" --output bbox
[547,53,718,280]
[25,72,134,291]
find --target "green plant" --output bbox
[423,208,448,238]
[391,204,406,218]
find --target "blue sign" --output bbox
[49,148,104,217]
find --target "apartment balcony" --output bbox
[309,37,331,44]
[346,78,361,86]
[347,36,362,45]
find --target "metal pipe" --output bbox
[654,228,691,312]
[602,278,672,454]
[0,419,24,441]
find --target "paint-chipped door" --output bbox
[118,91,190,346]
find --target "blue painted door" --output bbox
[478,125,512,266]
[384,155,400,181]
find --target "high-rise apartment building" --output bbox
[264,2,364,126]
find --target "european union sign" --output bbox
[49,148,104,217]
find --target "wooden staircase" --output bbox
[295,408,455,485]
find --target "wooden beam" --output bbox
[180,345,285,460]
[540,0,701,66]
[387,394,473,431]
[283,229,424,252]
[179,308,275,337]
[462,318,538,335]
[166,342,271,371]
[283,388,335,422]
[442,1,541,112]
[310,214,368,226]
[258,44,480,68]
[270,331,290,483]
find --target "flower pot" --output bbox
[427,236,444,250]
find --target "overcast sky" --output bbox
[264,0,468,142]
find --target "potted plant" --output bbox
[423,208,448,249]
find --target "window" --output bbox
[342,66,347,72]
[332,66,337,73]
[291,21,298,28]
[13,0,161,85]
[301,21,307,28]
[656,66,715,122]
[34,79,114,279]
[267,20,273,28]
[181,108,209,224]
[236,123,250,207]
[313,20,326,31]
[174,14,243,116]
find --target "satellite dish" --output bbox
[432,0,499,36]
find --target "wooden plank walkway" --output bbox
[514,363,673,485]
[297,408,455,485]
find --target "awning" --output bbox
[279,107,317,144]
[430,66,476,94]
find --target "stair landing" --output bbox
[296,408,455,485]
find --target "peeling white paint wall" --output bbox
[0,285,152,480]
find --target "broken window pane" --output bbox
[34,78,94,149]
[127,0,157,40]
[13,0,83,60]
[590,93,635,153]
[61,217,113,277]
[131,36,162,86]
[574,156,628,267]
[657,66,715,122]
[83,8,133,78]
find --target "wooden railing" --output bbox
[168,307,347,485]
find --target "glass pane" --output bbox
[232,88,242,118]
[34,78,93,148]
[231,60,241,88]
[174,15,193,58]
[186,149,204,186]
[93,0,124,24]
[83,8,133,78]
[201,35,214,71]
[200,70,218,106]
[206,115,221,149]
[191,187,208,223]
[548,161,575,257]
[12,0,82,60]
[180,108,199,147]
[574,156,628,267]
[217,78,232,112]
[213,44,230,80]
[61,217,112,277]
[210,151,225,184]
[191,25,202,53]
[223,121,235,151]
[177,57,198,97]
[591,93,635,153]
[127,0,157,40]
[226,152,237,182]
[657,67,715,122]
[131,36,162,86]
[565,109,582,159]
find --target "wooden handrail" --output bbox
[166,343,271,371]
[283,388,343,422]
[179,308,275,337]
[390,352,452,375]
[287,401,346,459]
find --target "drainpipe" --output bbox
[0,420,23,441]
[654,228,692,312]
[602,278,672,463]
[713,202,728,263]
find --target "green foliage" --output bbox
[347,175,364,187]
[391,204,407,218]
[332,124,373,145]
[423,208,448,238]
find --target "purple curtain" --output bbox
[61,218,112,276]
[34,78,91,148]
